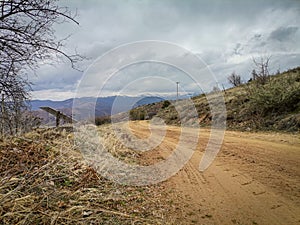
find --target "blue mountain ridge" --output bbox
[30,96,166,116]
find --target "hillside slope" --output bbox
[126,67,300,132]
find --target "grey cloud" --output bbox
[30,0,300,100]
[269,26,299,42]
[29,65,82,91]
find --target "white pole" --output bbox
[176,82,179,101]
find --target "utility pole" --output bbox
[176,82,179,101]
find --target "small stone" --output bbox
[82,210,93,217]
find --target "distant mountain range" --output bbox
[31,96,165,114]
[30,96,167,124]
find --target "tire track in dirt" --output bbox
[128,121,300,225]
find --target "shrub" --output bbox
[161,100,171,109]
[129,109,146,120]
[95,116,111,125]
[246,72,300,117]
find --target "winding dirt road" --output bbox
[128,121,300,225]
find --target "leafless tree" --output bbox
[227,72,242,87]
[0,60,33,135]
[0,0,82,69]
[0,0,82,135]
[252,56,271,85]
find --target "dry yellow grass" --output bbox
[0,128,171,225]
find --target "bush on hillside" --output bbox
[246,72,300,117]
[161,100,171,109]
[233,70,300,131]
[129,109,146,120]
[95,116,111,125]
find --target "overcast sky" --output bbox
[30,0,300,100]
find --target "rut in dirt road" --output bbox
[128,121,300,225]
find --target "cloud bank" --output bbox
[29,0,300,100]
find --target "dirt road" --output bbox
[127,121,300,225]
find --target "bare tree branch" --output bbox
[252,56,271,85]
[227,72,242,87]
[0,0,83,135]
